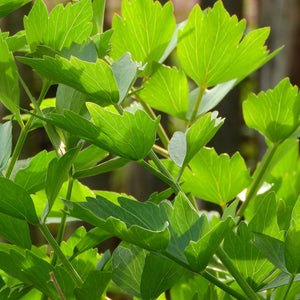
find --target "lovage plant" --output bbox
[0,0,300,299]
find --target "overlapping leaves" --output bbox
[24,0,93,52]
[65,193,233,272]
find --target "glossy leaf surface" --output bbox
[243,78,300,143]
[177,1,272,87]
[18,55,119,107]
[24,0,93,52]
[111,0,175,72]
[138,63,189,119]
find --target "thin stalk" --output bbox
[161,250,247,300]
[216,247,259,300]
[39,222,83,287]
[237,143,278,218]
[148,150,198,211]
[50,178,74,267]
[138,98,170,149]
[282,274,295,300]
[5,80,51,179]
[190,84,206,123]
[176,165,185,182]
[152,144,170,159]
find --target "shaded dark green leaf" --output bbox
[0,0,30,18]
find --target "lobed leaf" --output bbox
[177,1,274,87]
[64,195,170,251]
[243,78,300,143]
[168,112,223,168]
[110,0,176,73]
[224,223,275,291]
[138,63,189,120]
[182,147,251,207]
[24,0,93,52]
[18,55,119,107]
[87,103,159,160]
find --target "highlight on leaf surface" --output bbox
[177,1,277,88]
[110,0,176,73]
[243,78,300,143]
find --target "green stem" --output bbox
[176,165,185,182]
[282,274,295,300]
[39,222,83,287]
[161,250,247,300]
[148,150,198,211]
[190,84,206,123]
[5,80,51,179]
[138,98,170,149]
[237,143,278,218]
[216,247,259,300]
[50,178,74,267]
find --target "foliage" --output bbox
[0,0,299,299]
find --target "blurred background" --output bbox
[0,0,298,234]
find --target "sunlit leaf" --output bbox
[0,122,12,172]
[24,0,93,52]
[110,0,175,73]
[243,78,300,143]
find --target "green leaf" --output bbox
[74,270,112,300]
[170,272,210,300]
[73,156,129,179]
[17,55,119,107]
[187,79,236,120]
[0,0,30,18]
[110,0,175,73]
[43,148,80,221]
[24,0,93,52]
[92,0,106,34]
[0,213,31,249]
[166,193,209,263]
[285,196,300,274]
[0,32,21,125]
[252,232,287,273]
[32,179,94,219]
[177,1,273,87]
[14,150,56,194]
[243,78,300,143]
[140,252,185,300]
[0,122,12,172]
[92,29,113,59]
[260,272,300,291]
[183,147,251,207]
[112,243,184,300]
[159,20,187,64]
[73,145,108,172]
[112,244,147,298]
[248,192,283,239]
[111,52,139,104]
[87,103,159,160]
[53,266,75,300]
[224,223,275,290]
[138,63,189,120]
[3,30,28,52]
[64,195,170,251]
[184,217,234,272]
[0,249,58,299]
[0,178,39,225]
[168,112,223,168]
[73,227,113,258]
